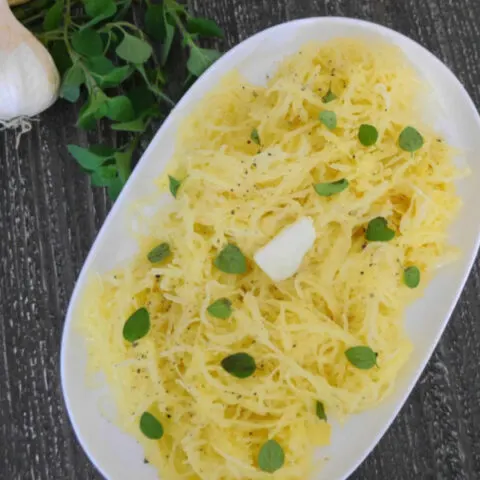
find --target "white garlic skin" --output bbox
[0,0,60,120]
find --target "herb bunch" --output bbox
[13,0,223,199]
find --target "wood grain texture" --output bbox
[1,0,480,479]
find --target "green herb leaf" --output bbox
[358,124,379,146]
[77,103,97,130]
[316,401,327,421]
[314,179,348,197]
[145,4,166,41]
[169,176,181,198]
[403,266,421,288]
[365,217,395,242]
[77,94,105,130]
[112,118,146,132]
[85,56,134,88]
[107,177,124,201]
[187,47,222,77]
[399,126,424,152]
[123,307,150,343]
[319,110,337,130]
[71,28,104,57]
[258,439,285,473]
[84,0,117,21]
[50,41,73,76]
[116,33,153,64]
[207,298,232,319]
[147,243,171,264]
[139,412,164,440]
[59,64,85,103]
[322,88,337,104]
[250,128,260,145]
[187,17,224,38]
[102,96,135,122]
[97,65,134,88]
[128,85,156,116]
[161,22,175,66]
[67,144,114,170]
[85,56,114,75]
[115,151,132,184]
[221,352,256,378]
[43,0,64,32]
[90,165,117,187]
[345,346,377,370]
[214,244,247,274]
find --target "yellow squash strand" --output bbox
[80,39,462,480]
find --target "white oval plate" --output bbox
[61,17,480,480]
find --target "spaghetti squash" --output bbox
[80,39,462,479]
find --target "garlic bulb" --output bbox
[0,0,60,122]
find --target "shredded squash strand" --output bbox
[81,39,462,479]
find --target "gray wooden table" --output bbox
[1,1,480,479]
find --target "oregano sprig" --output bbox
[13,0,223,200]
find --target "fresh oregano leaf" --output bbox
[404,266,420,289]
[67,144,114,170]
[43,0,64,32]
[123,307,150,342]
[399,126,424,152]
[128,84,156,116]
[258,439,285,473]
[187,47,222,77]
[365,217,395,242]
[322,88,337,104]
[145,4,166,41]
[169,176,181,198]
[115,151,132,184]
[207,298,232,319]
[94,65,133,89]
[250,128,260,145]
[345,346,377,370]
[147,243,171,264]
[161,22,175,66]
[319,110,337,130]
[358,124,379,146]
[316,401,327,421]
[186,17,224,38]
[59,64,85,103]
[90,165,117,187]
[77,102,97,130]
[77,93,107,130]
[314,179,348,197]
[112,118,145,132]
[116,33,153,64]
[71,28,104,57]
[103,96,135,122]
[107,177,124,201]
[50,41,73,76]
[221,352,256,378]
[84,0,117,21]
[214,244,247,274]
[85,56,115,75]
[139,412,164,440]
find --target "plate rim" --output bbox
[60,15,480,480]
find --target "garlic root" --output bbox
[0,0,60,129]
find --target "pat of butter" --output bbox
[254,217,316,282]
